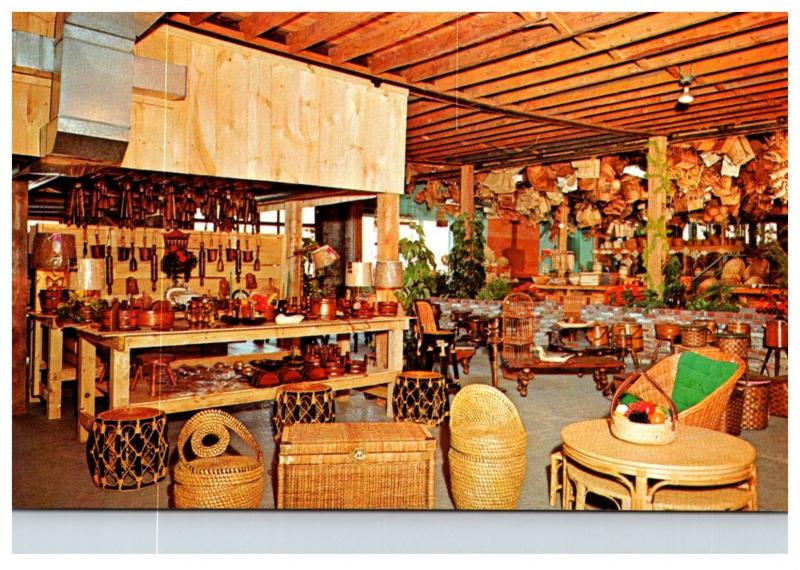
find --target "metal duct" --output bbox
[40,12,163,163]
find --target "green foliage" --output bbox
[476,276,512,300]
[759,240,787,287]
[662,255,686,308]
[446,212,487,299]
[630,289,667,311]
[394,222,438,311]
[687,283,741,312]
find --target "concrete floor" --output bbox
[12,346,787,511]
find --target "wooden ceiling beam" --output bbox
[286,12,384,52]
[189,13,216,26]
[406,78,787,153]
[369,12,533,74]
[239,12,302,40]
[401,12,638,82]
[329,12,465,64]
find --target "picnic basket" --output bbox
[608,371,678,445]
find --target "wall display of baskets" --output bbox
[608,371,679,445]
[173,409,265,509]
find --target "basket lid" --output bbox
[280,422,434,454]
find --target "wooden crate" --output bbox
[277,422,435,510]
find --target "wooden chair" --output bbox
[413,300,459,386]
[619,347,746,431]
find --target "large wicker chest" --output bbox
[277,422,436,509]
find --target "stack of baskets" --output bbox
[448,385,527,509]
[173,409,265,509]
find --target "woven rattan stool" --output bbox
[739,377,771,430]
[86,407,168,491]
[562,461,632,510]
[720,385,745,436]
[769,375,788,417]
[652,486,754,511]
[131,353,178,397]
[273,382,335,441]
[392,371,448,426]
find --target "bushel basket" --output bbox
[608,371,679,445]
[173,409,265,509]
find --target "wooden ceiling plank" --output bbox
[447,12,777,96]
[329,12,465,64]
[286,12,384,52]
[189,13,216,26]
[405,41,787,135]
[370,12,533,74]
[239,12,302,40]
[406,76,787,152]
[401,12,638,82]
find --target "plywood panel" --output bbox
[185,39,217,176]
[245,56,272,179]
[270,64,321,184]
[318,74,365,190]
[12,72,51,156]
[215,48,251,178]
[12,12,56,36]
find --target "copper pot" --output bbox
[141,308,175,330]
[313,297,337,321]
[118,308,140,331]
[764,320,788,349]
[655,322,682,340]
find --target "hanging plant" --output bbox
[446,212,487,299]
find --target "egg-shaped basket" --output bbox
[608,371,679,445]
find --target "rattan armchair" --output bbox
[620,346,746,431]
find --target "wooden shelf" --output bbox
[668,244,745,255]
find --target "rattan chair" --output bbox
[413,300,459,383]
[550,450,632,510]
[620,346,746,431]
[448,385,527,509]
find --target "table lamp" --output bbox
[32,233,76,271]
[345,261,373,308]
[373,261,404,290]
[68,258,106,299]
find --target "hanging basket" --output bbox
[608,371,679,445]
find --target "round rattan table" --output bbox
[560,419,757,510]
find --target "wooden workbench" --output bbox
[75,316,409,441]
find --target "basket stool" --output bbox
[652,486,754,511]
[720,385,745,436]
[131,353,178,397]
[86,407,168,491]
[739,376,771,430]
[392,371,448,426]
[769,375,788,417]
[272,382,335,441]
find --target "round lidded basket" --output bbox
[608,371,679,445]
[716,332,750,361]
[681,325,708,348]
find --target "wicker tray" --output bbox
[608,371,679,445]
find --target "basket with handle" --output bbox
[608,370,679,445]
[173,409,265,509]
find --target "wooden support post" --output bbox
[375,194,400,368]
[646,136,669,291]
[12,180,28,415]
[460,163,475,223]
[284,201,304,301]
[558,202,569,252]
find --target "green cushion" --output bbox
[672,352,738,412]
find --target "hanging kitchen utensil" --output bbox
[91,227,105,259]
[104,231,114,295]
[150,243,158,292]
[199,238,206,287]
[129,230,138,272]
[117,231,131,261]
[242,237,254,263]
[235,239,242,284]
[216,241,224,272]
[206,233,218,262]
[253,236,261,272]
[82,226,89,258]
[139,232,152,261]
[226,238,237,262]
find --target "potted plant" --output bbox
[446,212,487,299]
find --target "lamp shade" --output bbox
[374,261,404,289]
[345,262,374,287]
[68,258,106,291]
[31,233,76,270]
[311,245,340,269]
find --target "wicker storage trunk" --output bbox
[277,422,435,510]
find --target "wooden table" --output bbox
[561,419,758,510]
[497,354,624,397]
[75,316,408,441]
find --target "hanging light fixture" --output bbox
[677,68,696,105]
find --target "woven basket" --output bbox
[173,409,265,509]
[448,385,527,510]
[716,333,750,361]
[769,376,788,417]
[739,378,771,431]
[681,325,708,347]
[608,371,679,445]
[720,386,745,436]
